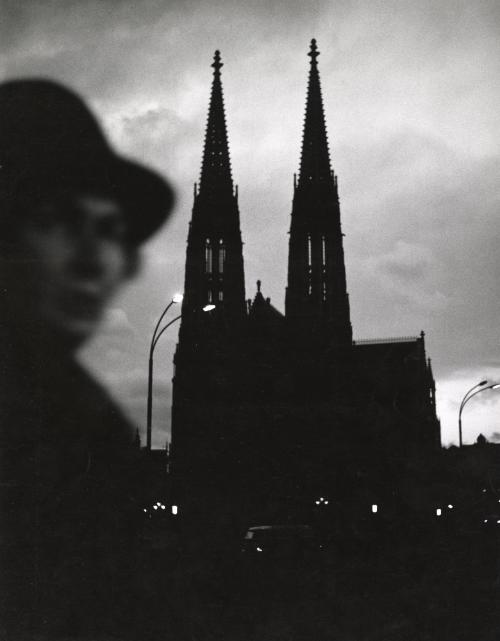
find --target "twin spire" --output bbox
[199,40,333,196]
[199,50,234,200]
[195,41,348,336]
[298,39,333,186]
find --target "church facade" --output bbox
[171,41,440,528]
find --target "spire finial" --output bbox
[257,280,261,293]
[212,50,223,74]
[308,39,319,63]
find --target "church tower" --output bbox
[171,51,246,519]
[179,50,246,335]
[285,39,352,350]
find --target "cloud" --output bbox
[5,0,500,450]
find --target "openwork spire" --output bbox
[199,50,234,198]
[298,39,332,185]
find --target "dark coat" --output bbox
[0,332,143,639]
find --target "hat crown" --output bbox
[0,79,111,171]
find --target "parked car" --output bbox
[239,524,326,598]
[241,524,320,558]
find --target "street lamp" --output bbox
[146,294,183,451]
[146,296,217,450]
[458,380,500,447]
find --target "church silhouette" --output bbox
[171,41,440,530]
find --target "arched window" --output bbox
[218,239,226,274]
[307,233,312,295]
[307,234,312,267]
[205,238,212,274]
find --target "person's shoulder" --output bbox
[62,357,136,446]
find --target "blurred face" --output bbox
[11,192,136,349]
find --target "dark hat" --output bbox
[0,79,174,244]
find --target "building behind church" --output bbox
[171,41,441,531]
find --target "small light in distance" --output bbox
[372,504,378,514]
[203,304,216,312]
[436,508,442,516]
[256,547,263,552]
[153,505,158,510]
[172,293,184,303]
[448,504,453,509]
[172,505,178,515]
[161,505,166,510]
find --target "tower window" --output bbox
[322,280,327,302]
[205,239,212,274]
[307,233,312,295]
[321,235,326,266]
[218,239,226,274]
[208,290,213,303]
[218,291,224,302]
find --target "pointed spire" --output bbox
[298,39,332,185]
[286,39,352,348]
[199,50,234,199]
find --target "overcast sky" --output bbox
[3,0,500,447]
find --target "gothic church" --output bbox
[171,41,440,528]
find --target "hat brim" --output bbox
[100,155,175,244]
[13,153,174,246]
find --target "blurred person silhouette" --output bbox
[0,79,174,640]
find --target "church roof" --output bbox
[248,280,285,325]
[353,334,431,392]
[353,335,425,363]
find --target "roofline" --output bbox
[353,336,421,345]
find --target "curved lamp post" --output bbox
[146,294,183,451]
[458,380,500,447]
[146,298,217,450]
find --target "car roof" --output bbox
[247,525,312,532]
